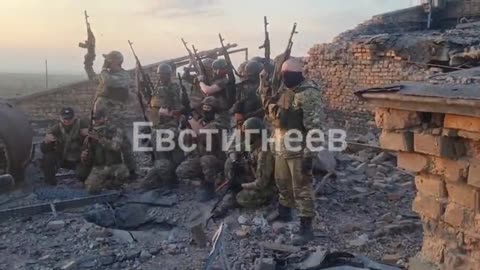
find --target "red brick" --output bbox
[444,203,475,228]
[468,160,480,188]
[397,152,428,172]
[430,157,469,183]
[379,131,413,152]
[444,114,480,133]
[420,235,446,264]
[414,133,456,158]
[375,107,421,130]
[413,194,445,220]
[415,175,447,198]
[446,183,480,211]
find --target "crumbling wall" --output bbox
[376,107,480,269]
[306,42,428,133]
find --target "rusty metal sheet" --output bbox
[0,101,34,182]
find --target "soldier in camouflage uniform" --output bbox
[214,118,275,216]
[232,61,264,128]
[176,96,227,201]
[140,108,184,189]
[262,58,326,245]
[84,50,137,177]
[146,63,183,125]
[183,58,215,114]
[198,58,235,127]
[81,110,130,194]
[40,107,91,185]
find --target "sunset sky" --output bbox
[0,0,417,74]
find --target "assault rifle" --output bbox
[177,72,192,116]
[218,34,237,107]
[271,22,298,93]
[127,40,156,161]
[181,38,199,73]
[78,10,95,55]
[192,45,211,85]
[259,16,271,65]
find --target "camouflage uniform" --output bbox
[234,148,275,208]
[40,119,91,184]
[83,124,130,194]
[141,116,183,189]
[265,79,325,218]
[234,79,263,120]
[148,81,183,125]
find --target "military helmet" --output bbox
[202,58,215,69]
[201,96,219,109]
[245,61,263,78]
[157,63,173,74]
[242,117,266,131]
[250,56,264,63]
[212,59,228,70]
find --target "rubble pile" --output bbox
[0,145,421,270]
[375,106,480,269]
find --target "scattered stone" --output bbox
[354,163,367,174]
[382,254,402,265]
[235,228,250,239]
[99,255,115,266]
[47,220,65,231]
[353,187,368,193]
[313,149,337,173]
[84,204,116,228]
[190,222,208,247]
[366,164,378,178]
[115,204,148,229]
[254,257,276,270]
[339,223,362,233]
[272,222,287,234]
[371,152,390,164]
[298,246,328,270]
[139,250,152,263]
[348,234,369,247]
[260,242,301,253]
[379,213,394,223]
[238,215,248,225]
[110,229,135,244]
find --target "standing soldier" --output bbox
[198,58,233,127]
[84,49,137,178]
[81,110,130,194]
[184,58,215,114]
[262,58,326,245]
[40,107,90,185]
[148,63,183,125]
[232,61,264,128]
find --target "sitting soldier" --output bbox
[81,110,130,194]
[40,107,90,185]
[214,117,276,217]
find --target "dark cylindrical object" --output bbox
[0,101,33,183]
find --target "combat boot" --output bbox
[267,204,293,223]
[292,217,314,245]
[198,182,215,202]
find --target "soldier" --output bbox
[148,63,183,125]
[198,58,234,126]
[176,96,227,201]
[84,50,137,177]
[185,58,216,114]
[40,107,90,185]
[214,117,275,217]
[232,61,264,128]
[140,107,184,189]
[262,58,326,245]
[81,110,130,194]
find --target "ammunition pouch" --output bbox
[278,108,306,132]
[99,86,129,103]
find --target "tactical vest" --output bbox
[150,83,180,109]
[273,88,306,132]
[97,84,129,103]
[212,78,229,110]
[91,126,123,166]
[59,119,83,162]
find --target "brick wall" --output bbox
[376,107,480,269]
[306,42,428,133]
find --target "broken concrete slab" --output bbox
[110,229,135,244]
[254,257,276,270]
[259,242,301,253]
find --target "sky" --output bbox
[0,0,418,75]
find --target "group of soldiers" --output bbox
[39,26,325,245]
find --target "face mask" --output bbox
[282,71,304,89]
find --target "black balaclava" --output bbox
[282,71,304,89]
[203,110,216,122]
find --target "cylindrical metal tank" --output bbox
[0,101,33,183]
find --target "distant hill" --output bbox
[0,73,86,98]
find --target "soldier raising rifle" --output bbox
[79,10,137,179]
